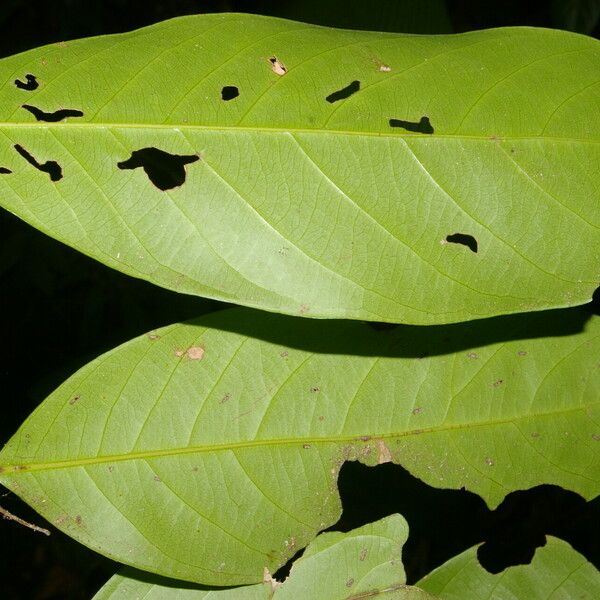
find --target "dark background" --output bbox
[1,1,599,598]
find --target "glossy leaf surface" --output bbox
[0,308,598,584]
[0,14,598,323]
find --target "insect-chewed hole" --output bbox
[0,167,12,174]
[389,116,434,134]
[14,144,62,181]
[269,56,287,75]
[326,80,360,103]
[22,104,83,122]
[445,233,478,253]
[221,85,239,101]
[117,147,200,191]
[14,74,39,91]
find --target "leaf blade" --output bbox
[0,15,598,323]
[0,308,598,584]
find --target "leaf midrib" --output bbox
[0,121,597,144]
[1,402,595,475]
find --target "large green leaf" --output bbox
[94,514,432,599]
[0,308,598,584]
[418,537,600,599]
[0,14,598,323]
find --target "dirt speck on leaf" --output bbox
[147,333,160,341]
[467,352,478,360]
[310,386,320,393]
[220,392,231,404]
[269,56,287,75]
[379,64,392,72]
[493,379,504,387]
[69,394,80,405]
[485,457,494,466]
[377,439,392,464]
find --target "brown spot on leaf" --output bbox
[493,379,504,387]
[74,515,82,526]
[467,352,478,360]
[485,457,494,466]
[412,407,423,415]
[303,444,311,449]
[310,386,320,393]
[592,434,600,442]
[220,392,231,404]
[346,578,355,587]
[518,350,528,356]
[147,333,160,341]
[359,548,368,561]
[69,394,80,405]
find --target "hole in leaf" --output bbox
[22,104,83,123]
[445,233,478,253]
[14,74,38,91]
[0,167,12,174]
[117,147,199,191]
[269,56,287,76]
[273,546,305,582]
[14,144,62,181]
[389,116,434,134]
[478,486,597,575]
[332,462,599,583]
[326,80,360,103]
[221,85,239,101]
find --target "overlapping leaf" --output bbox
[0,14,598,323]
[94,515,433,599]
[0,307,598,584]
[418,537,600,599]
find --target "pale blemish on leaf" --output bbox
[263,567,282,590]
[377,439,392,464]
[269,56,287,75]
[175,346,205,360]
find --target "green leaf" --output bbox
[418,537,600,599]
[94,515,433,599]
[1,307,598,584]
[0,14,598,323]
